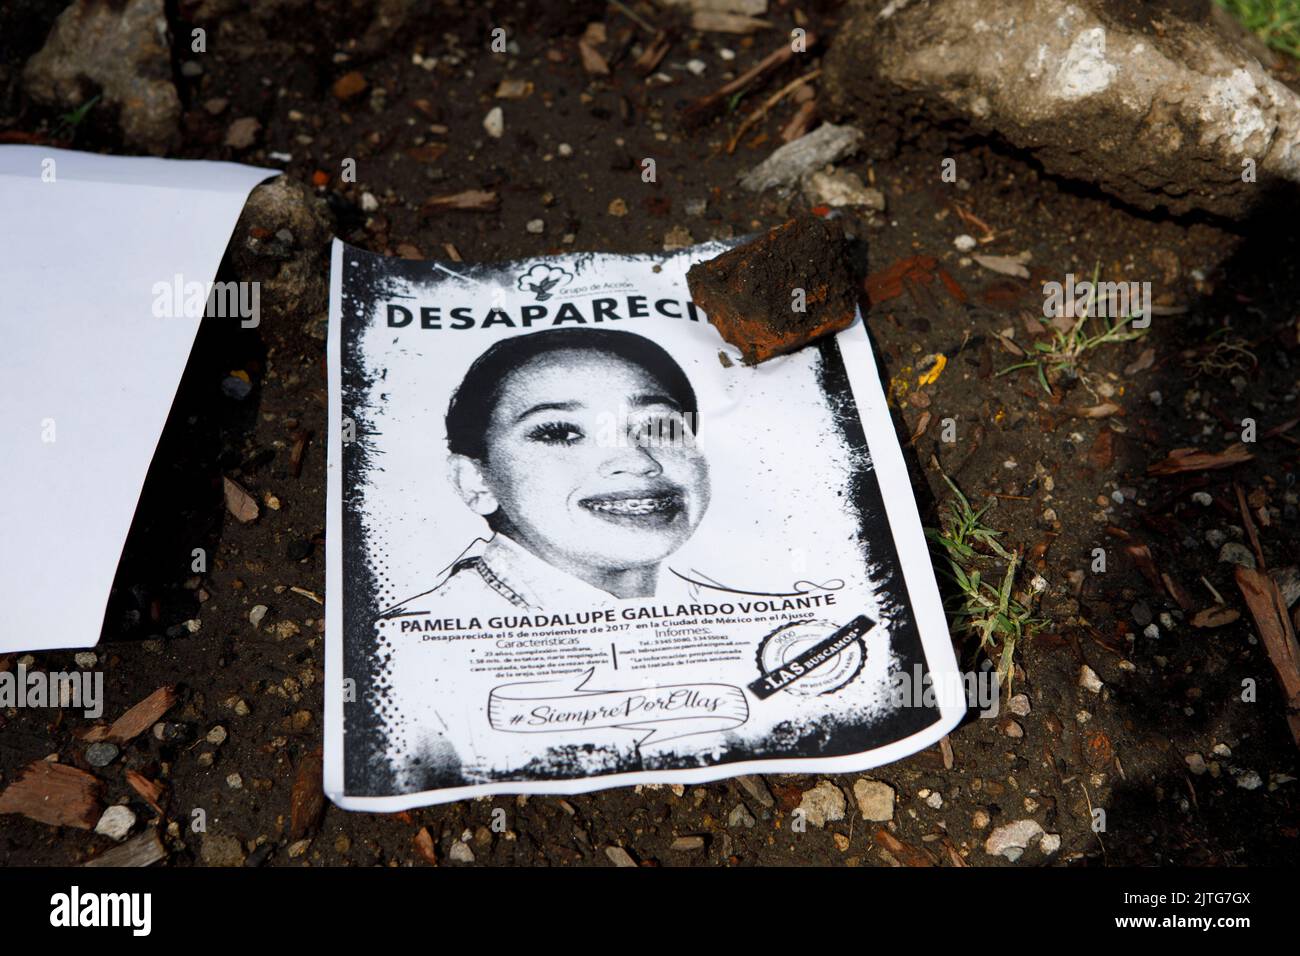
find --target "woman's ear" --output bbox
[448,454,499,517]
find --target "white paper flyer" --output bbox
[0,146,273,653]
[325,238,963,809]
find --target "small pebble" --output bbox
[85,741,119,768]
[1079,664,1103,693]
[94,805,136,842]
[605,846,636,867]
[249,605,268,628]
[482,106,504,138]
[1217,542,1256,569]
[526,218,545,234]
[1236,770,1263,790]
[954,234,978,252]
[728,804,756,828]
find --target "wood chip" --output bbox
[1087,428,1115,469]
[83,828,167,867]
[1147,444,1253,475]
[125,770,167,815]
[223,476,259,523]
[1235,568,1300,718]
[0,761,103,829]
[680,36,812,129]
[1235,483,1266,571]
[1190,606,1241,628]
[420,189,499,215]
[692,11,772,33]
[289,747,326,841]
[939,734,955,770]
[83,685,177,744]
[1124,347,1156,376]
[1073,402,1122,419]
[634,30,674,74]
[289,429,311,478]
[404,143,447,163]
[289,586,323,605]
[873,827,932,866]
[413,827,439,865]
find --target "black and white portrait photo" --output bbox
[383,328,712,615]
[326,241,962,808]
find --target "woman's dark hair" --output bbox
[445,328,698,460]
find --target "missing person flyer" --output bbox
[325,238,963,809]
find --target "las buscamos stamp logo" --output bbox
[748,615,874,700]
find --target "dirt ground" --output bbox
[1,0,1298,866]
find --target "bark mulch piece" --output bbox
[82,685,178,745]
[289,747,326,841]
[0,760,103,829]
[1235,567,1300,747]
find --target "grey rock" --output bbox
[448,840,475,863]
[228,177,334,342]
[85,742,120,768]
[1273,565,1300,607]
[22,0,181,155]
[728,803,756,828]
[739,123,864,194]
[244,843,275,867]
[824,0,1300,218]
[735,774,774,809]
[1218,542,1257,569]
[1131,601,1153,628]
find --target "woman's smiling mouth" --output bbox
[579,490,684,523]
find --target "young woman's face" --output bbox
[474,348,710,573]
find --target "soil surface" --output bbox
[1,0,1298,866]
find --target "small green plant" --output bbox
[53,94,101,141]
[1217,0,1300,59]
[997,261,1148,396]
[926,471,1041,695]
